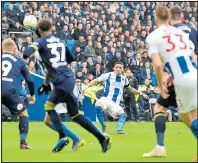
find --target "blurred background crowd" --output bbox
[2,1,197,122]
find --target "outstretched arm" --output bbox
[86,79,100,88]
[44,70,51,86]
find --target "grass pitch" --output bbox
[2,122,197,162]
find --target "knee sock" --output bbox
[116,113,127,131]
[47,110,65,139]
[73,114,105,143]
[190,118,198,139]
[19,116,29,144]
[96,106,106,128]
[49,123,80,142]
[154,112,166,146]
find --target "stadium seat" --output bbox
[66,40,76,56]
[57,3,63,8]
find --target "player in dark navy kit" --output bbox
[143,6,197,159]
[2,38,36,149]
[24,19,111,153]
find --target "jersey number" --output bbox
[2,60,12,77]
[47,43,66,63]
[163,34,187,52]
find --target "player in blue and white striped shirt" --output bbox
[85,62,146,134]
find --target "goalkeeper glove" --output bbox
[37,84,51,95]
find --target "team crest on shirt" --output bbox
[17,104,23,110]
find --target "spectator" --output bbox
[28,60,36,73]
[22,36,32,50]
[95,42,103,57]
[2,16,9,34]
[73,23,86,40]
[92,63,104,78]
[75,36,87,53]
[73,79,84,111]
[16,38,23,52]
[13,21,23,32]
[38,5,45,18]
[140,61,154,84]
[74,47,84,62]
[17,5,25,24]
[128,58,139,79]
[84,41,97,59]
[107,51,126,71]
[6,4,19,22]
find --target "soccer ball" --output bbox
[23,14,38,29]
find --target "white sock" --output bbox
[156,144,165,150]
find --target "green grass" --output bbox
[2,122,197,162]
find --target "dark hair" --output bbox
[114,61,124,67]
[169,6,182,20]
[38,18,52,31]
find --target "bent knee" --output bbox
[44,112,52,126]
[95,102,104,110]
[154,103,166,114]
[19,110,28,117]
[44,101,55,111]
[117,110,125,116]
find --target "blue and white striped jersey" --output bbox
[97,72,129,105]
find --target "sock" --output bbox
[19,116,29,144]
[47,110,65,139]
[73,114,105,143]
[190,118,198,139]
[49,123,80,142]
[154,112,166,146]
[96,106,106,128]
[116,113,127,131]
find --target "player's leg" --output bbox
[65,92,111,152]
[18,109,31,149]
[143,103,167,157]
[179,109,198,162]
[179,109,197,139]
[95,99,107,133]
[115,107,127,134]
[3,91,31,149]
[44,112,84,151]
[45,88,72,152]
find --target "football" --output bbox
[23,14,38,29]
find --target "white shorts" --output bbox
[96,97,123,118]
[174,72,197,113]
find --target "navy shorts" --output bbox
[157,84,178,108]
[2,89,26,115]
[48,76,79,117]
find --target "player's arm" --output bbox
[152,53,164,88]
[21,64,36,104]
[23,41,40,59]
[44,70,51,86]
[86,79,100,88]
[83,73,110,93]
[37,69,51,95]
[125,85,149,99]
[146,35,168,98]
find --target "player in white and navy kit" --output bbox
[85,62,144,134]
[143,6,197,159]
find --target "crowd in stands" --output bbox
[2,1,197,122]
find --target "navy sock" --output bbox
[190,118,198,139]
[73,114,105,143]
[116,113,127,131]
[47,110,65,139]
[96,106,106,128]
[49,123,80,142]
[154,112,166,146]
[19,116,29,144]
